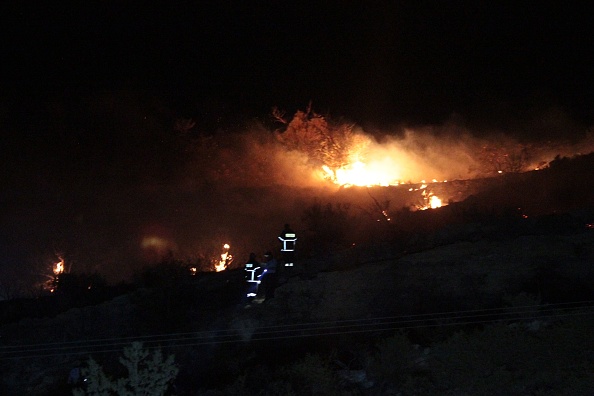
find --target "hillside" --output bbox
[1,154,594,395]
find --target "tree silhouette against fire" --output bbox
[272,103,369,176]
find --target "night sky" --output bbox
[3,2,594,126]
[2,2,594,286]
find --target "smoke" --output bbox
[126,99,594,193]
[2,92,594,289]
[50,112,594,283]
[360,127,484,182]
[344,121,594,184]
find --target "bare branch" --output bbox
[271,106,287,124]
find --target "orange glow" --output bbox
[322,161,400,187]
[141,236,169,250]
[317,138,451,188]
[140,231,177,263]
[429,195,442,209]
[311,132,454,212]
[417,189,443,210]
[53,256,65,275]
[322,161,403,187]
[214,243,232,272]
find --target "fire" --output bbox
[321,157,447,212]
[416,188,443,210]
[214,243,232,272]
[429,195,442,209]
[318,144,449,189]
[44,255,66,293]
[320,154,446,210]
[53,256,65,275]
[322,161,402,187]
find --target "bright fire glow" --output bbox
[429,195,442,209]
[322,161,402,187]
[214,243,232,272]
[53,256,65,276]
[318,139,457,190]
[416,189,443,210]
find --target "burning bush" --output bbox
[273,104,370,180]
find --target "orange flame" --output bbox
[214,243,232,272]
[322,161,402,187]
[428,195,442,209]
[53,256,65,275]
[417,188,443,210]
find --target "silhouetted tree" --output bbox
[273,104,367,172]
[479,143,532,175]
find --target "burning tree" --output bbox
[273,104,369,179]
[214,243,233,272]
[40,254,68,294]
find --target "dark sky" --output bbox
[2,2,593,127]
[1,2,594,285]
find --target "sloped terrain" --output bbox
[1,154,594,395]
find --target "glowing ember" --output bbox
[214,243,233,272]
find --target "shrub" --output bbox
[368,331,422,389]
[73,342,178,396]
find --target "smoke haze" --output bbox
[1,93,594,290]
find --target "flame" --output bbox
[315,135,450,211]
[318,146,450,188]
[322,161,402,187]
[214,243,232,272]
[429,195,442,209]
[416,188,443,210]
[53,256,65,275]
[45,255,66,293]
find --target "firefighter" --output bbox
[244,252,261,301]
[68,366,81,385]
[260,251,278,300]
[278,223,297,268]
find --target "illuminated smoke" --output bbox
[15,96,593,286]
[269,122,594,188]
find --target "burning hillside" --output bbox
[182,105,594,192]
[3,98,594,290]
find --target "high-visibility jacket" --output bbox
[244,262,261,283]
